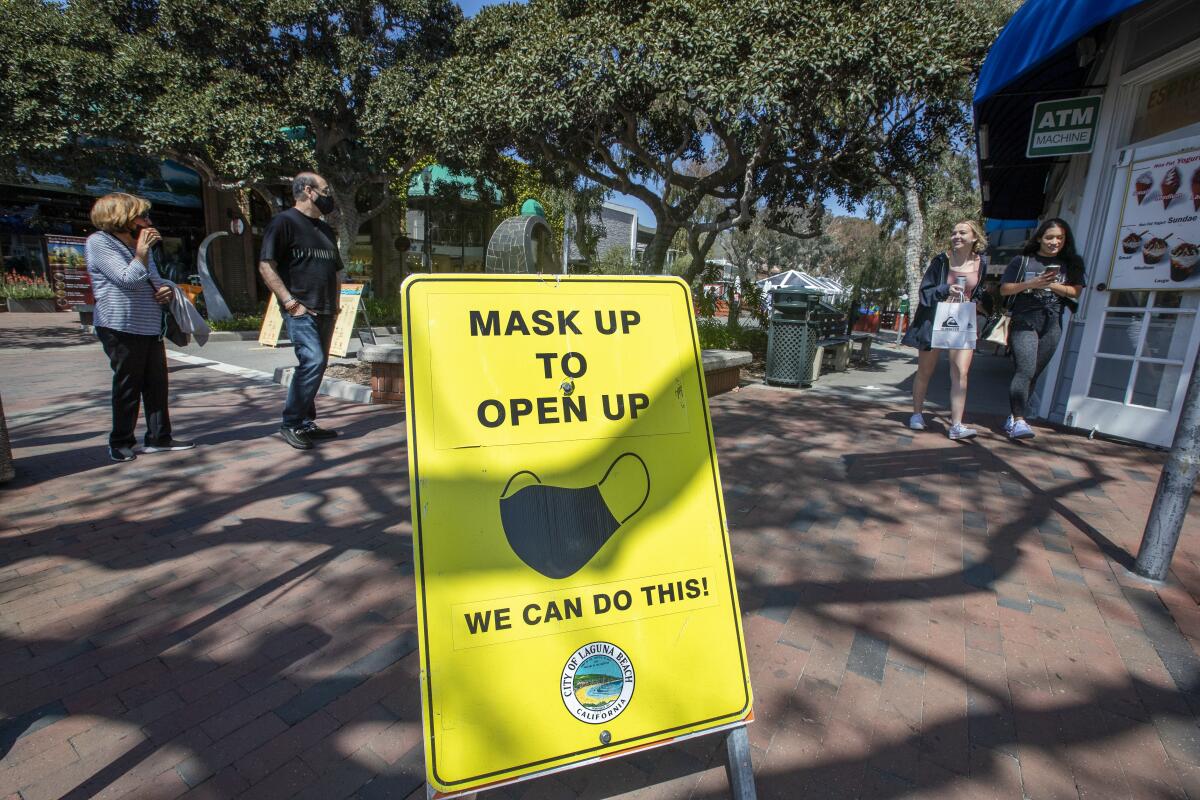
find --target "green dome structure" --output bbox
[520,198,546,217]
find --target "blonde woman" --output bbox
[86,193,194,462]
[901,220,992,440]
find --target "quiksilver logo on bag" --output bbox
[942,317,959,329]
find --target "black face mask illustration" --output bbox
[499,452,650,579]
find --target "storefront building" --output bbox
[1,156,261,309]
[976,0,1200,447]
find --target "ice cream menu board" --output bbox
[1109,146,1200,290]
[46,236,93,310]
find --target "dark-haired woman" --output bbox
[999,218,1086,440]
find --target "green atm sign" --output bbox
[1026,96,1102,158]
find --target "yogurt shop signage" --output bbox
[1109,145,1200,290]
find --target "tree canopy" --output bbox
[1,0,462,263]
[422,0,997,276]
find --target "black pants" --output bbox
[96,326,171,448]
[1009,309,1062,418]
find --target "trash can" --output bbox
[765,287,824,387]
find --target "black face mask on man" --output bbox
[498,452,650,579]
[312,191,336,215]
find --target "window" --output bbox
[1087,291,1198,410]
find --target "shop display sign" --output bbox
[45,235,93,310]
[401,274,751,796]
[328,283,364,358]
[1026,96,1102,158]
[1109,145,1200,290]
[258,294,284,347]
[259,283,364,353]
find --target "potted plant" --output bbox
[1,270,59,312]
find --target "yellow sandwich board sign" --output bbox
[259,283,364,353]
[401,274,752,795]
[328,283,365,358]
[258,294,284,347]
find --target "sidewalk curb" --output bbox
[272,366,374,405]
[166,350,373,405]
[204,325,402,343]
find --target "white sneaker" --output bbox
[1003,415,1015,435]
[1010,419,1035,440]
[948,423,977,440]
[908,413,926,431]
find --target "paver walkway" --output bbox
[2,312,1199,800]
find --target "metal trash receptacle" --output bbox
[765,287,824,387]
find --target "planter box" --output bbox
[5,298,59,312]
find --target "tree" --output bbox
[869,144,984,313]
[857,0,1020,318]
[0,0,462,265]
[420,0,997,276]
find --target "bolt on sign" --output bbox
[1026,95,1102,158]
[401,275,752,796]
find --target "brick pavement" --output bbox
[2,312,1200,799]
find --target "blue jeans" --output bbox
[282,312,335,429]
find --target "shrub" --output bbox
[208,314,264,331]
[696,317,766,356]
[1,271,56,300]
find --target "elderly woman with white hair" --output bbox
[86,192,194,462]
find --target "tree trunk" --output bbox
[330,184,360,269]
[903,181,925,320]
[641,222,680,275]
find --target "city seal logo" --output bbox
[561,642,635,724]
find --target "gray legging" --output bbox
[1009,309,1062,418]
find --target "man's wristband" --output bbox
[283,297,297,310]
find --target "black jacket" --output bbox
[902,252,993,350]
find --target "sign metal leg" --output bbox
[724,725,757,800]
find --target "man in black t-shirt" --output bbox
[259,171,345,450]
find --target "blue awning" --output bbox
[976,0,1147,104]
[973,0,1151,220]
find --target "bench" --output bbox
[357,343,405,406]
[850,332,874,364]
[702,349,752,396]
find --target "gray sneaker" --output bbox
[1009,419,1035,440]
[108,445,136,462]
[948,423,977,440]
[908,413,926,431]
[1003,415,1015,435]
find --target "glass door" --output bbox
[1074,290,1199,446]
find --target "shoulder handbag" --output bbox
[982,255,1023,346]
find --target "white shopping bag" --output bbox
[931,301,977,349]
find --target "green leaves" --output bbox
[420,0,1001,274]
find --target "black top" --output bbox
[901,252,992,351]
[1000,254,1085,317]
[259,208,342,314]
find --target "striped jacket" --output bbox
[85,232,166,336]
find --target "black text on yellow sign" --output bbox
[469,308,648,428]
[452,568,719,649]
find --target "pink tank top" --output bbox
[947,255,981,298]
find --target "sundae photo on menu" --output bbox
[1135,171,1154,204]
[1171,241,1199,282]
[1122,231,1146,254]
[1162,166,1181,209]
[1143,234,1171,264]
